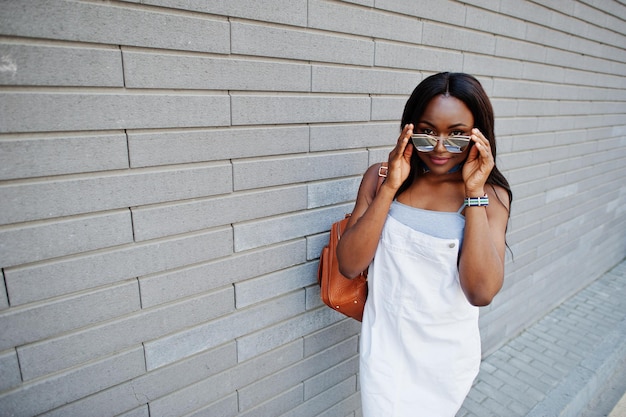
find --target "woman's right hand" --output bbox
[384,123,414,190]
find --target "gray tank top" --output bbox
[389,200,465,247]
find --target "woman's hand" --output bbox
[384,123,414,191]
[462,128,494,196]
[337,125,414,277]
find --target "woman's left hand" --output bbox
[462,128,494,196]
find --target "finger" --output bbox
[471,128,491,149]
[392,124,413,156]
[470,130,494,160]
[401,123,413,142]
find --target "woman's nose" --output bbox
[433,137,447,152]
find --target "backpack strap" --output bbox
[375,162,388,195]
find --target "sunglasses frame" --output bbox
[410,133,472,153]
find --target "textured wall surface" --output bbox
[0,0,625,416]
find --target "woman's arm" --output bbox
[458,128,510,306]
[336,124,414,278]
[458,185,510,306]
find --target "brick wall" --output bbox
[0,1,625,416]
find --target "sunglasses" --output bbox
[410,134,472,153]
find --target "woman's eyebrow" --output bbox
[417,121,471,129]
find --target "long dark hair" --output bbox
[397,72,512,208]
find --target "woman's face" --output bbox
[413,94,474,175]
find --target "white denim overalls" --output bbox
[360,202,480,417]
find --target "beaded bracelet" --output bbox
[464,195,489,207]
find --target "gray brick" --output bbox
[463,53,522,80]
[231,94,371,126]
[374,41,464,71]
[186,394,238,417]
[493,78,548,100]
[474,381,514,408]
[144,291,305,370]
[0,0,230,53]
[148,363,238,417]
[0,163,232,224]
[124,51,311,91]
[304,320,361,357]
[375,0,466,25]
[0,42,122,87]
[133,0,307,26]
[140,239,306,308]
[523,61,566,84]
[41,343,237,417]
[527,24,573,53]
[132,185,307,241]
[508,399,530,416]
[0,133,129,180]
[117,405,149,417]
[369,147,394,166]
[239,385,303,417]
[233,151,367,191]
[465,7,527,39]
[236,262,317,308]
[0,280,139,351]
[307,177,361,208]
[481,397,514,417]
[371,96,407,121]
[312,65,419,95]
[5,227,233,305]
[149,340,303,417]
[500,1,553,27]
[231,21,373,66]
[239,338,357,412]
[238,362,322,412]
[17,286,233,380]
[310,122,398,152]
[458,395,488,417]
[281,376,358,417]
[0,210,133,267]
[233,204,353,252]
[317,391,361,417]
[0,349,21,392]
[514,368,554,393]
[304,355,359,400]
[495,33,552,62]
[307,232,331,261]
[0,92,230,133]
[422,21,496,55]
[0,346,145,417]
[238,365,303,411]
[237,307,340,362]
[308,0,421,44]
[305,283,325,311]
[128,126,309,168]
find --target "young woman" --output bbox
[336,72,512,416]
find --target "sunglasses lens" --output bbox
[411,135,471,153]
[445,137,470,153]
[411,135,437,152]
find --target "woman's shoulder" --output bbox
[358,162,388,202]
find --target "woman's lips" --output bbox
[429,156,450,165]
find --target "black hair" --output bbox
[397,72,512,208]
